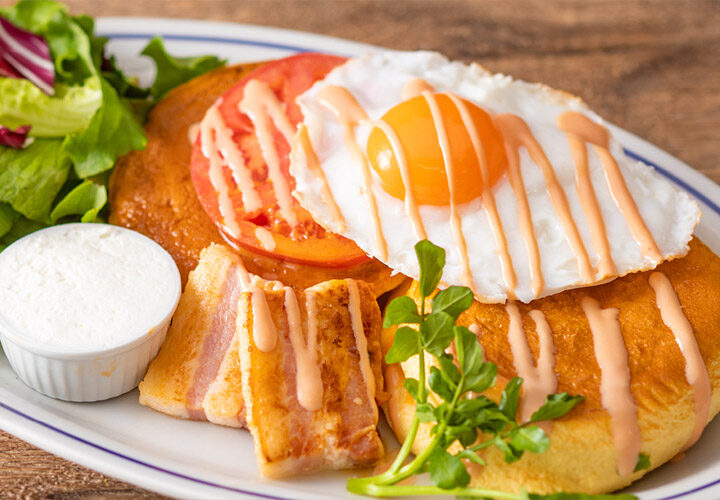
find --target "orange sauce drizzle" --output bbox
[557,113,616,278]
[582,296,641,476]
[373,120,427,240]
[448,92,517,297]
[200,107,255,236]
[202,105,262,213]
[401,78,435,100]
[284,287,323,412]
[235,257,277,353]
[505,303,557,423]
[558,111,661,262]
[239,79,298,227]
[293,125,347,232]
[346,279,377,416]
[495,114,595,284]
[492,115,544,297]
[649,272,710,451]
[317,85,388,260]
[423,90,476,293]
[254,226,276,251]
[187,122,200,145]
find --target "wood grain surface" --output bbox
[0,0,718,498]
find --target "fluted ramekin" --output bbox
[0,224,181,402]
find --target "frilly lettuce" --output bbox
[0,76,101,136]
[0,0,225,249]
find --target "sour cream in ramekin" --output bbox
[0,223,181,402]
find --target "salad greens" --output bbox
[0,0,226,249]
[349,240,638,500]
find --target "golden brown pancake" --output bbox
[108,64,404,295]
[383,239,720,494]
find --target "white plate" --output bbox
[1,17,719,500]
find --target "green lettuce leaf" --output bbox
[1,0,95,84]
[0,139,70,222]
[50,179,106,223]
[141,36,226,98]
[0,1,226,250]
[0,214,45,251]
[63,78,147,178]
[0,77,102,137]
[0,203,18,239]
[0,0,102,136]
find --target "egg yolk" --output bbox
[367,93,507,206]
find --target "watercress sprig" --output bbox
[347,240,638,500]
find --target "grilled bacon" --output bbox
[238,279,385,477]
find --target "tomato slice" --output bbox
[190,53,370,268]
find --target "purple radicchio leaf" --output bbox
[0,124,32,149]
[0,16,55,95]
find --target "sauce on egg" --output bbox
[317,85,389,261]
[422,90,476,292]
[558,111,662,264]
[299,79,676,302]
[495,114,596,284]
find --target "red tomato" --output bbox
[191,53,370,268]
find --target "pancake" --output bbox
[108,64,404,296]
[383,238,720,494]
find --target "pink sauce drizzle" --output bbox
[254,226,276,251]
[401,78,435,100]
[495,114,594,284]
[448,92,517,297]
[239,79,298,227]
[492,115,544,297]
[423,91,476,293]
[318,85,388,260]
[201,105,262,213]
[558,111,661,263]
[582,296,641,476]
[649,272,710,450]
[199,107,248,236]
[284,287,323,412]
[187,122,200,145]
[294,125,347,231]
[557,113,616,278]
[235,257,277,352]
[373,120,427,240]
[346,279,377,416]
[505,303,557,422]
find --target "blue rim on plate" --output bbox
[1,30,718,500]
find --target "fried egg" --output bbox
[291,51,700,303]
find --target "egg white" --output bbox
[291,50,700,303]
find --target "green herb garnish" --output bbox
[348,240,638,500]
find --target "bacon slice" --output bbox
[237,279,385,477]
[139,244,247,427]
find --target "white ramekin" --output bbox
[0,224,181,402]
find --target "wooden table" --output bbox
[0,0,718,497]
